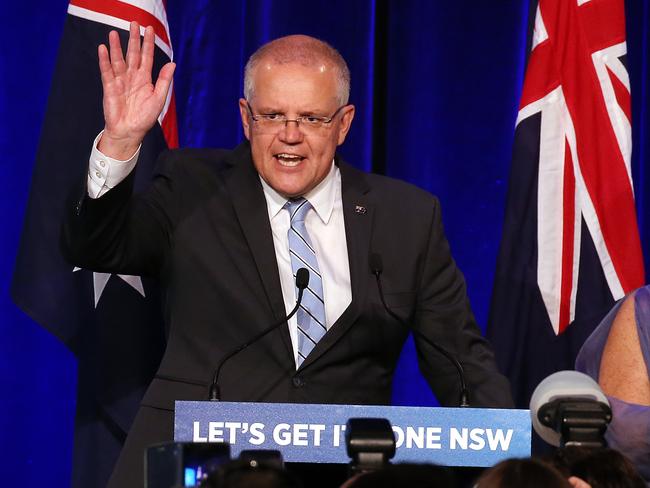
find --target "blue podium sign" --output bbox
[174,401,531,467]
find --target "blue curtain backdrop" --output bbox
[0,1,647,486]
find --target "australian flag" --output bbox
[488,0,645,409]
[11,1,177,486]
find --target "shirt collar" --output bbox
[260,160,339,224]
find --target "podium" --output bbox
[174,401,530,467]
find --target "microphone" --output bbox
[369,253,470,407]
[208,268,310,401]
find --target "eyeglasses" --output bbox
[246,102,346,134]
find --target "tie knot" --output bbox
[285,198,312,223]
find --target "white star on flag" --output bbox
[73,268,146,307]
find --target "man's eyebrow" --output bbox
[256,107,281,113]
[254,106,328,115]
[299,109,326,115]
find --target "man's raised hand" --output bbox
[97,21,175,160]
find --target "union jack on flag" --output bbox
[488,0,644,406]
[68,0,179,148]
[522,0,644,334]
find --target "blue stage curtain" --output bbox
[1,1,647,486]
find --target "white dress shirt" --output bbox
[87,135,352,366]
[87,132,141,198]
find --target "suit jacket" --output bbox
[62,141,512,487]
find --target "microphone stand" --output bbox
[370,253,470,407]
[208,268,309,401]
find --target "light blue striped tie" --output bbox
[286,198,327,367]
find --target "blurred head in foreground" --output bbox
[340,463,456,488]
[475,458,571,488]
[551,446,646,488]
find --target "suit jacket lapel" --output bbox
[223,143,295,359]
[298,157,374,370]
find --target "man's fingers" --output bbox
[98,44,115,85]
[140,26,156,77]
[153,62,176,105]
[108,30,127,75]
[125,21,141,69]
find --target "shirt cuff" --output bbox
[87,131,141,199]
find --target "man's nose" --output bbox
[278,120,304,143]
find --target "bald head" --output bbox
[244,34,351,105]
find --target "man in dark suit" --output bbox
[62,22,512,488]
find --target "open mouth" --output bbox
[274,153,305,167]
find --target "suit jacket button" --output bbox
[292,376,305,388]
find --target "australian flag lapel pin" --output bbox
[355,204,367,215]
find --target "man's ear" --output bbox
[336,105,355,145]
[238,98,251,140]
